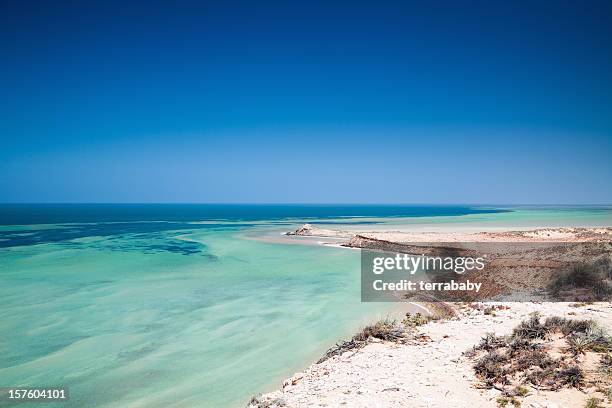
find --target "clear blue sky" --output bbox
[1,0,611,204]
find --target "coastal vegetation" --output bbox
[548,259,612,301]
[466,312,612,407]
[316,311,447,364]
[585,396,604,408]
[317,318,412,364]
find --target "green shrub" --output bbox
[548,262,612,300]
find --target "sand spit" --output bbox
[286,224,612,244]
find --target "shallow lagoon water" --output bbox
[0,222,391,407]
[1,205,611,407]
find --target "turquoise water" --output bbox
[1,205,611,407]
[0,227,387,408]
[341,206,612,231]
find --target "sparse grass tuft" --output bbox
[555,365,584,389]
[567,334,594,355]
[600,354,612,376]
[318,318,407,363]
[567,319,596,335]
[544,316,595,335]
[476,332,508,351]
[514,386,529,397]
[497,396,521,407]
[247,395,286,408]
[514,348,555,371]
[507,336,540,355]
[586,325,612,353]
[484,306,497,316]
[566,323,612,355]
[354,319,405,342]
[402,312,432,328]
[585,397,602,408]
[511,312,548,340]
[473,350,508,385]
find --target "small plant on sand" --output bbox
[318,318,407,363]
[247,395,286,408]
[514,348,554,371]
[585,397,602,408]
[586,325,612,353]
[513,386,529,397]
[354,319,405,342]
[566,323,612,355]
[497,396,521,407]
[476,332,508,352]
[555,365,585,389]
[465,333,505,358]
[568,333,596,356]
[473,350,509,386]
[402,312,432,327]
[484,306,497,316]
[600,354,612,376]
[546,316,598,336]
[511,312,548,340]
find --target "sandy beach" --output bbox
[249,302,611,408]
[249,226,612,408]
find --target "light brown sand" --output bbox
[286,224,612,244]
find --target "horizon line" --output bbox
[1,202,612,207]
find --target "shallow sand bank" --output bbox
[286,224,612,244]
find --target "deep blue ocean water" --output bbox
[0,204,507,250]
[0,203,506,225]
